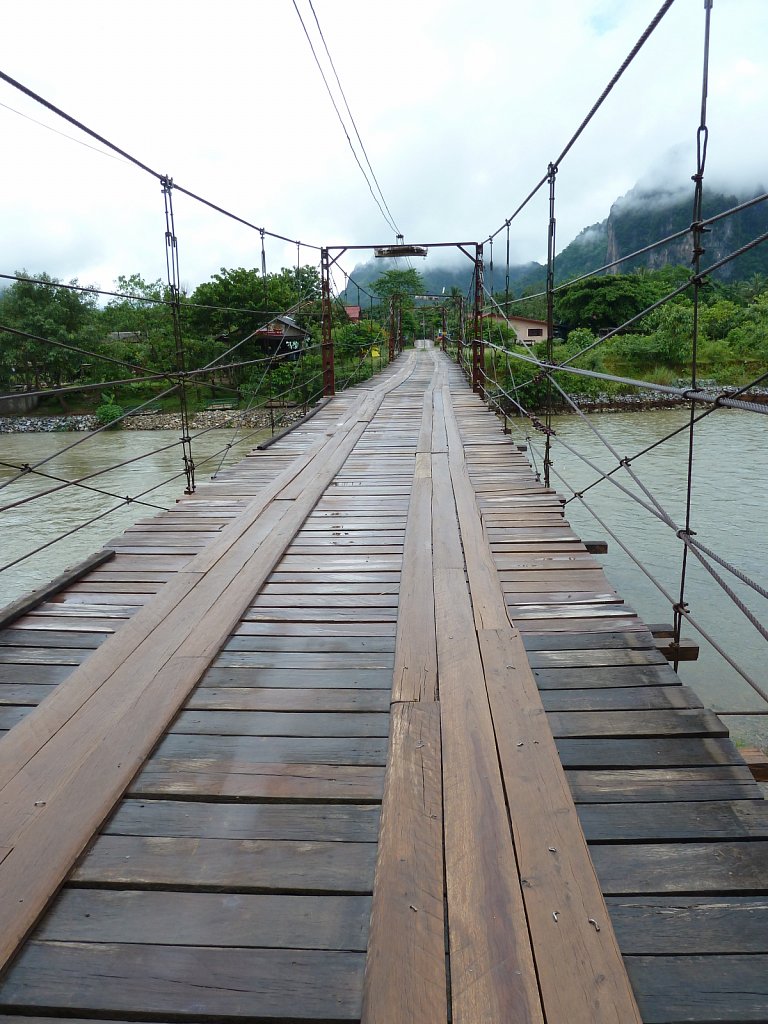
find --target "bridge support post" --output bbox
[388,296,396,362]
[472,243,484,394]
[320,247,335,396]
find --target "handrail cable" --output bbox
[479,362,768,607]
[549,466,768,705]
[0,460,173,516]
[477,365,768,698]
[0,271,322,319]
[561,368,768,506]
[481,335,768,415]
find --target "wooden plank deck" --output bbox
[0,349,765,1023]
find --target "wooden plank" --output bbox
[187,687,390,712]
[607,895,768,954]
[534,664,679,689]
[391,453,437,702]
[581,799,768,842]
[556,736,744,769]
[431,453,544,1024]
[362,702,446,1024]
[624,954,768,1023]
[541,685,699,712]
[153,731,388,766]
[528,648,669,668]
[0,629,104,649]
[591,841,768,894]
[523,631,656,651]
[105,799,380,842]
[479,629,643,1024]
[235,619,397,635]
[547,708,727,738]
[0,941,366,1020]
[169,709,391,737]
[212,650,394,670]
[221,635,395,653]
[38,888,372,949]
[567,766,761,802]
[0,684,56,706]
[132,760,385,801]
[201,666,394,689]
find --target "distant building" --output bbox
[483,314,551,345]
[106,331,144,343]
[344,305,361,322]
[245,315,310,360]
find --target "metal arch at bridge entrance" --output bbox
[0,350,765,1024]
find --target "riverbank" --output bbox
[0,407,307,434]
[2,385,767,432]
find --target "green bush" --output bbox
[95,401,124,428]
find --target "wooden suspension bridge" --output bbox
[0,348,765,1023]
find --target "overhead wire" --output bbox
[306,0,401,236]
[290,0,399,237]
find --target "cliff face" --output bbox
[566,184,768,282]
[344,183,767,301]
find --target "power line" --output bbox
[290,0,399,237]
[0,100,128,164]
[306,0,401,237]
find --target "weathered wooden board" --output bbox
[533,664,679,689]
[606,896,768,954]
[567,766,761,802]
[581,798,768,842]
[591,841,768,894]
[362,702,446,1023]
[624,954,768,1023]
[187,687,390,712]
[556,736,744,769]
[0,941,366,1020]
[38,888,372,949]
[105,799,380,842]
[547,708,727,738]
[541,685,697,712]
[131,759,385,801]
[200,666,394,689]
[169,709,391,737]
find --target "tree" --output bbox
[555,274,658,332]
[0,272,99,391]
[186,265,321,341]
[369,268,424,342]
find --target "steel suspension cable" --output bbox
[487,0,677,243]
[675,0,714,663]
[0,69,318,250]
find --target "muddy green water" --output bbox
[1,410,766,745]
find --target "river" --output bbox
[1,410,766,746]
[0,427,266,600]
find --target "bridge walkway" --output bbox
[0,350,765,1023]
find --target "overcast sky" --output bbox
[1,0,766,295]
